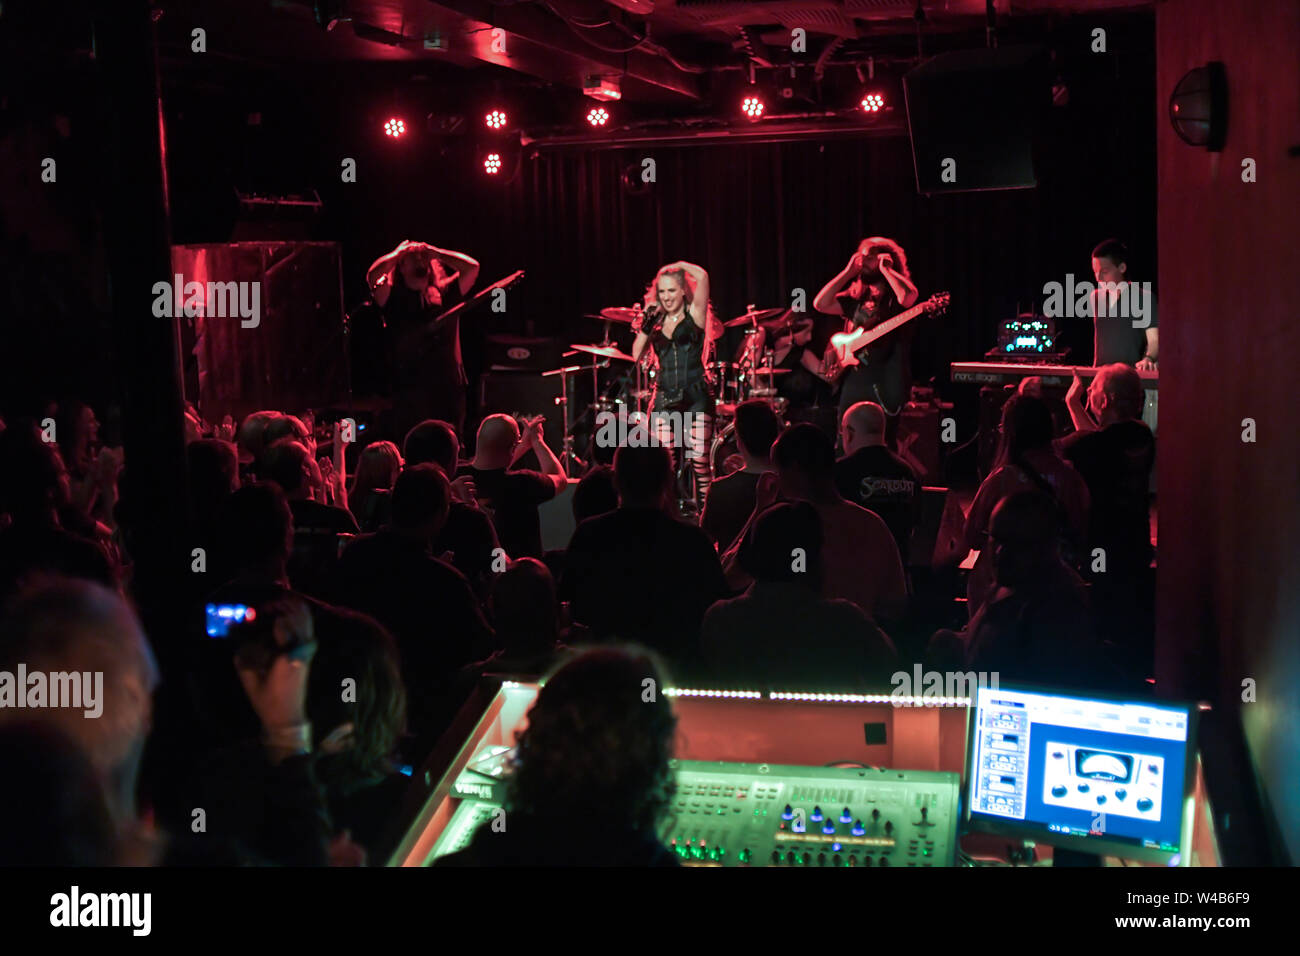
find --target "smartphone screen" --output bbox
[205,603,256,638]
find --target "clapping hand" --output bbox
[450,475,477,504]
[1066,370,1087,409]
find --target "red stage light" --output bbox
[383,117,406,137]
[861,92,885,113]
[741,95,764,119]
[485,109,508,130]
[586,107,609,127]
[484,152,503,175]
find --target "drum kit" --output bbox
[544,304,802,482]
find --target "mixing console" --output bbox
[425,752,961,867]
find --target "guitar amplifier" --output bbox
[898,393,953,483]
[482,334,567,374]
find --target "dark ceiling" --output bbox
[143,0,1153,103]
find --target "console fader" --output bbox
[426,753,961,867]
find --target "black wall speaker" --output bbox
[903,45,1051,194]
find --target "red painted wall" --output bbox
[1155,0,1300,861]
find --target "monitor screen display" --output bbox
[965,684,1196,864]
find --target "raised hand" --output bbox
[1066,370,1087,409]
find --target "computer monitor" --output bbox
[964,683,1198,865]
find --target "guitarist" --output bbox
[366,239,480,438]
[813,238,918,448]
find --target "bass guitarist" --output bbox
[813,238,918,448]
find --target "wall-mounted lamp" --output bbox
[1169,61,1227,151]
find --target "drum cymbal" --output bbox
[724,307,785,327]
[760,310,813,332]
[592,307,641,324]
[570,343,636,362]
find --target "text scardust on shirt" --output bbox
[833,445,920,557]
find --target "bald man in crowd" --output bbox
[1061,363,1155,574]
[1060,363,1156,672]
[834,401,920,559]
[458,414,566,559]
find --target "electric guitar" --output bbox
[823,291,950,383]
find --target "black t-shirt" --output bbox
[290,499,360,536]
[384,274,467,385]
[700,470,762,551]
[287,499,360,600]
[701,582,899,691]
[334,530,492,742]
[561,507,729,663]
[0,522,116,601]
[833,446,920,558]
[1060,420,1155,572]
[835,290,914,411]
[456,466,557,559]
[433,501,501,595]
[1093,286,1157,366]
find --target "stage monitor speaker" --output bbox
[903,45,1051,194]
[539,480,579,553]
[478,372,565,455]
[172,242,348,423]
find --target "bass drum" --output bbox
[709,418,747,480]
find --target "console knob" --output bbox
[802,851,813,866]
[771,849,781,864]
[781,804,794,820]
[1051,785,1068,798]
[840,808,853,824]
[879,856,890,867]
[810,806,824,822]
[833,854,843,867]
[851,820,866,836]
[872,808,881,821]
[1137,798,1154,812]
[817,853,827,867]
[884,821,893,834]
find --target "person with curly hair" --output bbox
[436,646,679,866]
[813,237,920,447]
